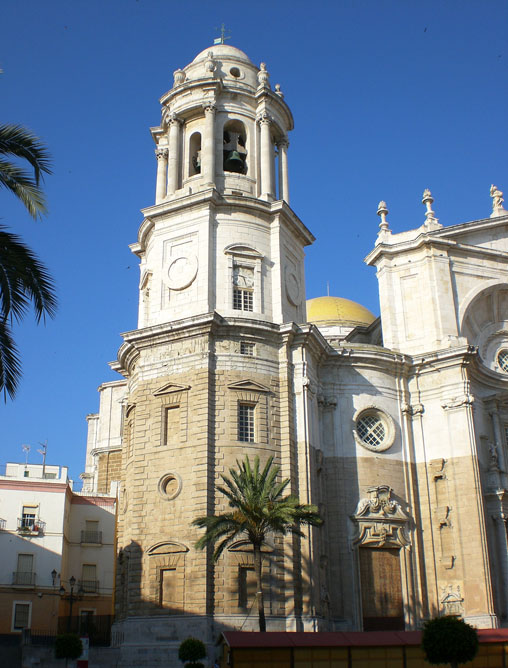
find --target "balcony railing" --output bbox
[79,579,99,593]
[80,530,102,544]
[0,518,6,530]
[17,518,46,534]
[13,571,36,586]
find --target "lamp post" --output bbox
[59,576,83,632]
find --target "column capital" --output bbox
[155,148,168,160]
[202,101,217,115]
[167,112,183,126]
[257,111,272,126]
[276,137,289,149]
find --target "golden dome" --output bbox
[307,296,376,328]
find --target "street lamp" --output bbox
[59,576,83,632]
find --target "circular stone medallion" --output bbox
[157,472,182,500]
[164,254,198,291]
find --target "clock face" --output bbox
[164,254,198,291]
[233,265,254,288]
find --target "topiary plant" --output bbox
[422,615,479,668]
[178,636,207,667]
[54,633,83,667]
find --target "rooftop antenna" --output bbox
[37,441,47,479]
[214,23,231,45]
[21,444,31,467]
[327,281,330,297]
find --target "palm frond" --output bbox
[0,158,48,219]
[0,318,21,399]
[0,226,57,322]
[0,124,52,185]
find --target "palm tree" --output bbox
[193,455,323,632]
[0,123,56,399]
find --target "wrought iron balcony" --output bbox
[79,579,99,593]
[80,530,102,544]
[12,571,36,586]
[17,518,46,534]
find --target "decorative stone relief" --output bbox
[257,62,270,88]
[351,485,411,548]
[440,585,464,616]
[441,394,474,410]
[401,402,424,416]
[317,395,337,408]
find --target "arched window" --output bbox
[223,120,247,174]
[189,132,201,176]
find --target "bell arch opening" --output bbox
[189,131,201,176]
[223,119,247,174]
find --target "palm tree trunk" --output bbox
[253,543,266,632]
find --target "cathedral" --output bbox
[81,43,508,663]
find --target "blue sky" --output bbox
[1,1,507,485]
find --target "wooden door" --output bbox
[359,547,404,630]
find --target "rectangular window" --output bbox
[238,403,255,442]
[79,610,95,635]
[240,342,254,356]
[238,566,256,608]
[15,554,34,585]
[81,564,97,592]
[13,603,30,630]
[233,288,253,311]
[82,520,101,544]
[22,506,36,529]
[164,405,180,445]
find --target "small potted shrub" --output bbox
[178,637,207,668]
[55,633,83,667]
[422,615,479,668]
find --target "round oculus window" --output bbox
[157,472,182,500]
[230,67,241,78]
[498,349,508,373]
[353,408,395,452]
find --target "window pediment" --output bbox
[153,382,191,397]
[228,539,273,553]
[228,379,270,394]
[224,243,263,259]
[146,541,189,556]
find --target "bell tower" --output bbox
[132,44,313,330]
[113,44,318,666]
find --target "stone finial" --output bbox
[422,188,440,227]
[205,51,216,75]
[490,184,507,217]
[257,62,270,88]
[173,69,185,86]
[274,83,284,99]
[377,201,389,232]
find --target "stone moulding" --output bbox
[351,485,411,549]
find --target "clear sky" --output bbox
[1,1,507,485]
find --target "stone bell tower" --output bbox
[112,44,317,665]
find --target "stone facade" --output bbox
[82,42,508,665]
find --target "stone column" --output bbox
[258,112,274,199]
[202,102,216,186]
[155,148,168,203]
[277,138,289,204]
[167,114,182,196]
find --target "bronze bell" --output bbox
[224,150,244,173]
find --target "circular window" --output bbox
[230,66,241,78]
[157,472,182,500]
[497,349,508,373]
[353,407,395,452]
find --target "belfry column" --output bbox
[202,102,216,186]
[259,112,274,199]
[167,114,182,196]
[277,138,290,204]
[155,148,168,203]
